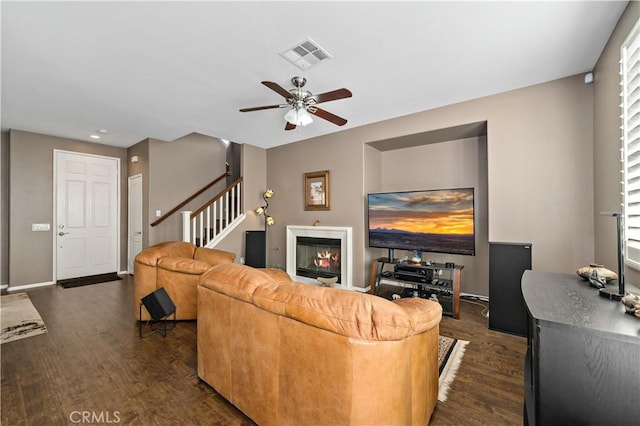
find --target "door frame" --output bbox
[128,173,142,274]
[52,149,121,281]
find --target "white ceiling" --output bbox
[1,1,629,149]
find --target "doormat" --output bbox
[438,335,469,402]
[58,272,122,289]
[1,293,48,344]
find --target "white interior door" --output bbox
[55,151,119,280]
[128,174,143,273]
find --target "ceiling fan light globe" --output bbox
[298,110,313,126]
[284,108,298,124]
[284,107,313,126]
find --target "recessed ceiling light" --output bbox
[97,129,108,134]
[90,134,101,139]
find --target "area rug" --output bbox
[58,272,122,288]
[1,293,48,344]
[438,335,469,402]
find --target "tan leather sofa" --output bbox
[133,241,236,320]
[197,263,442,426]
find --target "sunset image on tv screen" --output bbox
[368,188,475,255]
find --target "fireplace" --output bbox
[296,237,342,282]
[286,226,353,289]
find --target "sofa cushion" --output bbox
[194,247,236,265]
[260,268,293,282]
[200,263,284,303]
[253,281,440,341]
[157,256,212,275]
[199,263,441,341]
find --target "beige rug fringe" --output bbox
[438,339,469,402]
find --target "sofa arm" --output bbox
[133,241,197,320]
[134,241,196,267]
[133,260,158,320]
[392,298,442,335]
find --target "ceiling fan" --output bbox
[239,76,352,131]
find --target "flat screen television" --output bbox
[367,188,475,256]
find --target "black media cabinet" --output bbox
[522,270,640,425]
[369,257,462,319]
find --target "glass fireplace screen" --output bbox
[296,237,341,283]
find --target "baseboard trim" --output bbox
[7,281,55,292]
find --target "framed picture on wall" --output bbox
[304,170,330,211]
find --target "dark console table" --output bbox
[369,258,462,319]
[522,270,640,425]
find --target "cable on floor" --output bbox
[460,296,490,319]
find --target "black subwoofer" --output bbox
[141,287,176,321]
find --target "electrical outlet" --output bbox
[240,257,245,264]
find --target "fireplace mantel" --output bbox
[286,225,353,289]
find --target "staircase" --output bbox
[181,177,245,248]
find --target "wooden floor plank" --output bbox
[1,276,526,425]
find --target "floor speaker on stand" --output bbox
[245,230,266,268]
[489,242,532,337]
[139,287,176,338]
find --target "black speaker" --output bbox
[141,287,176,321]
[245,230,266,268]
[489,242,532,337]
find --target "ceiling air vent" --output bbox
[280,38,332,70]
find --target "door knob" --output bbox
[58,232,69,236]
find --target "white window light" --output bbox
[621,19,640,269]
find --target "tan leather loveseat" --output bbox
[134,241,236,320]
[198,263,442,425]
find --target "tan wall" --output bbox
[8,129,128,286]
[127,138,150,247]
[267,74,594,294]
[594,2,639,286]
[147,133,228,245]
[374,136,489,296]
[267,134,367,284]
[214,143,267,259]
[124,136,265,263]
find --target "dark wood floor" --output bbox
[1,276,527,425]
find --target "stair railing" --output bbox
[181,177,244,247]
[151,163,230,228]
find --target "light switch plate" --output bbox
[155,210,162,217]
[32,223,51,231]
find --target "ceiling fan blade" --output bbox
[262,81,294,99]
[313,88,352,104]
[239,104,285,112]
[308,107,348,126]
[285,122,297,131]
